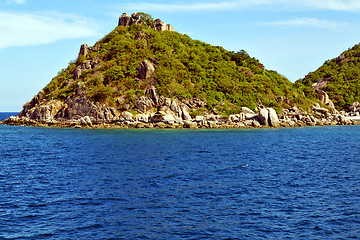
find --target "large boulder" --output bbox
[138,60,155,79]
[258,108,269,126]
[170,99,182,117]
[181,105,192,121]
[241,107,254,115]
[267,108,280,128]
[317,90,331,105]
[28,100,63,122]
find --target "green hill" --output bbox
[40,13,313,117]
[7,12,353,129]
[296,43,360,110]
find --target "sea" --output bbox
[0,112,359,239]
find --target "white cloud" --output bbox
[267,18,344,29]
[12,0,26,4]
[0,11,99,50]
[2,0,27,5]
[124,0,360,12]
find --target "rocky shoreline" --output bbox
[2,105,358,129]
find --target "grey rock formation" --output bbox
[118,13,132,27]
[118,13,174,32]
[154,19,166,31]
[138,60,155,79]
[181,105,192,121]
[258,108,269,126]
[267,108,280,127]
[316,89,336,112]
[241,107,254,115]
[78,44,90,58]
[147,86,159,105]
[135,96,154,113]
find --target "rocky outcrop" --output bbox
[78,44,90,58]
[311,78,337,113]
[268,108,280,127]
[257,108,280,127]
[138,60,155,79]
[258,108,269,126]
[118,12,174,32]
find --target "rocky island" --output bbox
[2,13,359,129]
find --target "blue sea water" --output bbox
[0,112,359,239]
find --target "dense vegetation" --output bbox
[41,14,316,116]
[296,43,360,110]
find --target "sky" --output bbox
[1,0,360,111]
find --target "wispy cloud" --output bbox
[267,18,344,29]
[0,11,99,50]
[2,0,27,5]
[124,0,360,12]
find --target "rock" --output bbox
[138,60,155,79]
[241,107,254,115]
[181,105,192,121]
[258,108,269,126]
[78,44,90,58]
[130,13,141,25]
[252,121,261,128]
[73,68,82,79]
[163,114,175,123]
[27,100,63,122]
[312,78,330,90]
[267,108,280,128]
[195,116,205,122]
[73,60,92,80]
[135,96,154,113]
[183,121,198,129]
[166,24,174,31]
[118,12,131,27]
[121,111,133,121]
[150,111,165,123]
[154,19,166,31]
[135,114,149,123]
[313,106,329,115]
[229,115,238,123]
[80,116,92,126]
[170,99,182,117]
[316,89,336,112]
[147,86,159,105]
[245,113,257,120]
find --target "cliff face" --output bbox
[2,13,357,128]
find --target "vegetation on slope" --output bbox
[296,43,360,110]
[41,13,315,116]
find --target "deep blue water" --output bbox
[0,112,359,239]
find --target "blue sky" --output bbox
[1,0,360,111]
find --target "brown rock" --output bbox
[78,44,90,58]
[118,13,131,27]
[138,60,155,79]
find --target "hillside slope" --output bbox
[3,13,355,128]
[296,43,360,112]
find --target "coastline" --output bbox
[1,114,358,129]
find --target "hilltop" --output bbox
[296,43,360,115]
[2,13,357,128]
